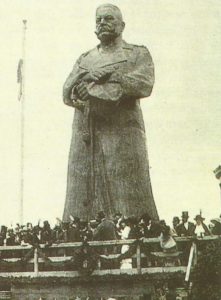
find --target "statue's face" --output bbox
[95,6,124,42]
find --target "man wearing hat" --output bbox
[68,216,81,242]
[139,213,161,238]
[176,211,195,237]
[210,217,221,235]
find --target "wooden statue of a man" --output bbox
[63,4,158,221]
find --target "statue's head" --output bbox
[95,4,125,43]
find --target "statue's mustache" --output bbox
[95,25,114,35]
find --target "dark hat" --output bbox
[211,218,221,224]
[160,219,166,226]
[33,225,40,233]
[181,211,189,218]
[140,213,151,224]
[194,215,205,221]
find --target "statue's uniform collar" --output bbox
[96,40,133,52]
[121,41,134,50]
[79,40,134,70]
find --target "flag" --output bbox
[17,59,23,100]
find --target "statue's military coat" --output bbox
[63,40,158,221]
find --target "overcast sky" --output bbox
[0,0,220,227]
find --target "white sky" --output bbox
[0,0,220,227]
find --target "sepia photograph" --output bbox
[0,0,220,299]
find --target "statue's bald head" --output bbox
[95,4,125,43]
[96,4,123,21]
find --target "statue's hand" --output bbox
[92,65,116,81]
[82,72,97,82]
[76,82,90,101]
[83,66,116,82]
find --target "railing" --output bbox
[0,291,11,300]
[0,236,219,279]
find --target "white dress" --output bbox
[120,226,132,270]
[194,224,206,237]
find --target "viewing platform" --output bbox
[0,236,219,299]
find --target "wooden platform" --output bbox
[0,236,219,300]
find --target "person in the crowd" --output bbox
[56,222,69,243]
[27,222,33,231]
[170,216,180,236]
[29,225,41,247]
[119,217,132,269]
[176,211,195,237]
[20,227,30,246]
[210,217,221,235]
[128,216,139,239]
[0,226,7,246]
[149,220,162,238]
[25,222,35,244]
[139,213,162,238]
[52,218,63,243]
[119,217,131,240]
[14,224,21,245]
[93,211,117,241]
[68,216,81,242]
[159,225,177,253]
[193,214,210,237]
[87,219,98,241]
[113,212,123,239]
[5,228,16,246]
[113,212,123,226]
[35,221,42,237]
[79,220,90,241]
[41,220,52,246]
[158,225,181,267]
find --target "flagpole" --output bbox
[20,20,27,225]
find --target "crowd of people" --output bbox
[0,210,221,247]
